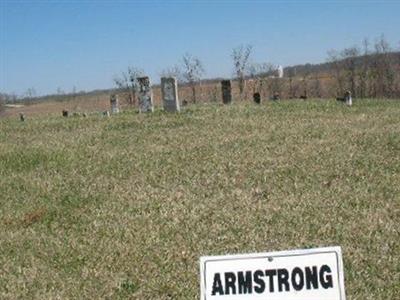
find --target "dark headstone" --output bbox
[62,110,69,117]
[253,92,261,104]
[221,80,232,104]
[19,113,25,122]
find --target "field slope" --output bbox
[1,100,399,299]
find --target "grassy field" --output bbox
[0,99,399,299]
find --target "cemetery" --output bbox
[1,96,399,299]
[1,2,399,299]
[0,48,399,300]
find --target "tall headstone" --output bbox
[277,65,284,78]
[221,80,232,104]
[19,113,25,122]
[137,76,154,113]
[161,77,180,112]
[253,92,261,104]
[110,94,120,114]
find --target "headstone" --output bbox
[137,76,154,113]
[103,111,110,117]
[345,90,352,106]
[271,92,280,101]
[19,113,25,122]
[277,65,284,78]
[300,89,308,100]
[253,92,261,104]
[221,80,232,104]
[62,110,69,117]
[110,94,120,114]
[161,77,180,112]
[336,91,352,106]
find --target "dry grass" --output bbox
[1,94,111,118]
[0,99,399,299]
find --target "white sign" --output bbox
[200,246,346,300]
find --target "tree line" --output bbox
[114,35,399,105]
[2,34,399,111]
[326,35,399,98]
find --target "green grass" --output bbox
[0,99,399,299]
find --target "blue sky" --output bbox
[1,0,399,96]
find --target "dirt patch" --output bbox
[21,208,47,227]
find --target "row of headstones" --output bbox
[108,77,350,116]
[109,77,268,114]
[58,77,180,119]
[19,77,352,122]
[107,77,180,114]
[61,77,281,120]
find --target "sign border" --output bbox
[200,246,346,300]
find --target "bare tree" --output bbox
[0,93,6,115]
[327,49,346,96]
[25,87,36,99]
[232,44,252,99]
[358,38,370,98]
[56,87,65,95]
[247,62,274,98]
[373,34,395,97]
[114,67,144,106]
[300,64,312,98]
[341,46,360,97]
[181,53,204,103]
[207,85,220,102]
[269,77,284,99]
[160,65,182,82]
[286,67,297,99]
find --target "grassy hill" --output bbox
[0,100,399,299]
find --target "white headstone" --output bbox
[345,91,352,106]
[161,77,180,112]
[110,94,120,114]
[277,65,284,78]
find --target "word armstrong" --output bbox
[211,265,333,296]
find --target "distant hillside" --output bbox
[283,51,400,77]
